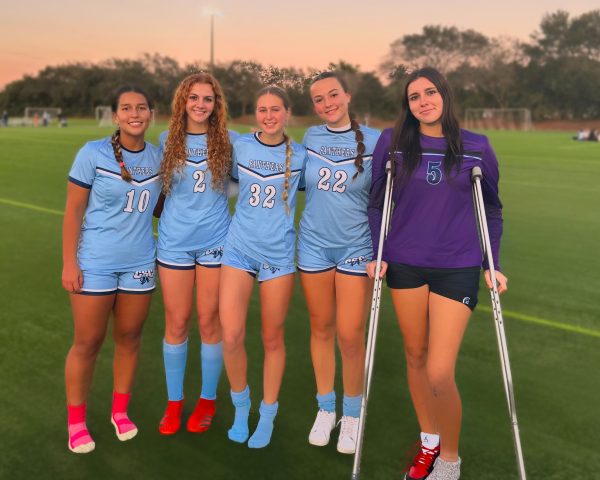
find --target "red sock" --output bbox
[112,391,131,414]
[67,403,87,424]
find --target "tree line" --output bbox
[1,9,598,121]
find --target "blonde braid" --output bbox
[111,129,132,182]
[350,117,365,180]
[281,133,292,216]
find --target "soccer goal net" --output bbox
[24,107,62,126]
[464,108,532,131]
[95,106,113,127]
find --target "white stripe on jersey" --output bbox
[96,167,161,185]
[185,159,208,167]
[237,164,302,182]
[306,148,373,166]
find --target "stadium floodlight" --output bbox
[202,6,223,68]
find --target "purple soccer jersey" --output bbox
[368,128,503,270]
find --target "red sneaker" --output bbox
[158,400,184,435]
[404,443,440,480]
[187,398,216,433]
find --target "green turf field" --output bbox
[1,121,599,479]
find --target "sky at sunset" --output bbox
[1,0,598,88]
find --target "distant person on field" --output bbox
[62,85,161,454]
[1,110,8,127]
[156,72,238,436]
[368,67,507,480]
[32,112,39,127]
[589,129,598,142]
[42,110,50,127]
[59,114,68,128]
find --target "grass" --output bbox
[0,121,599,479]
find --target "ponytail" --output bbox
[110,129,132,182]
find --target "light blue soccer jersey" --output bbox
[157,130,239,251]
[226,132,307,266]
[68,137,162,271]
[299,124,380,249]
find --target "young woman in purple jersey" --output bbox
[62,86,160,453]
[367,67,507,480]
[299,72,378,454]
[156,73,233,436]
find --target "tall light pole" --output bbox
[202,7,223,69]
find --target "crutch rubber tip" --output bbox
[471,166,483,180]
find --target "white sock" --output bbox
[421,432,440,449]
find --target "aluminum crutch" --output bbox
[471,166,526,480]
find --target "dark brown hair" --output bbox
[110,85,154,182]
[311,71,365,179]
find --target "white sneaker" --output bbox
[308,409,336,446]
[336,415,359,454]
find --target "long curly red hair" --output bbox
[160,73,231,194]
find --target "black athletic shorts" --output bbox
[386,262,481,310]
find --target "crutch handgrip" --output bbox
[471,166,483,180]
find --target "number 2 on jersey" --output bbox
[249,183,276,208]
[193,170,206,193]
[317,167,347,193]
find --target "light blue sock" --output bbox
[228,386,251,443]
[316,391,336,413]
[248,400,278,449]
[163,339,188,401]
[343,394,362,418]
[200,342,223,400]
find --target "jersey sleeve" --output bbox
[298,150,308,191]
[228,129,240,144]
[480,137,503,271]
[368,129,392,258]
[230,142,240,183]
[68,143,97,189]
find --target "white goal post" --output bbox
[95,106,113,127]
[24,107,62,125]
[464,108,532,131]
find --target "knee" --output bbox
[404,345,428,370]
[222,329,245,353]
[198,309,220,340]
[337,331,364,359]
[310,318,335,342]
[165,313,191,341]
[114,327,143,349]
[262,328,285,354]
[426,364,456,396]
[72,336,104,359]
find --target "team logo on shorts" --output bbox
[133,269,155,285]
[344,255,369,267]
[202,247,224,259]
[462,297,471,305]
[262,264,280,274]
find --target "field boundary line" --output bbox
[0,197,63,216]
[0,197,160,237]
[478,305,600,338]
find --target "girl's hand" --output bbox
[62,262,83,293]
[366,260,387,279]
[484,270,508,294]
